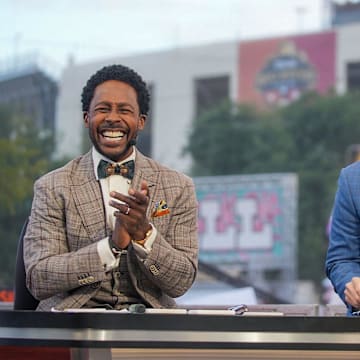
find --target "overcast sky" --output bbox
[1,0,332,72]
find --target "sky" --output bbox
[0,0,334,75]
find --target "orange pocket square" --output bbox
[152,200,170,217]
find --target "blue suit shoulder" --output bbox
[341,161,360,177]
[338,161,360,197]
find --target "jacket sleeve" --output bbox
[133,174,199,298]
[326,167,360,308]
[23,175,107,300]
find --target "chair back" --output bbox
[13,218,39,310]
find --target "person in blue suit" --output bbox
[326,160,360,315]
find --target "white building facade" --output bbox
[56,41,238,173]
[56,24,360,174]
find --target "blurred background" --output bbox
[0,0,359,309]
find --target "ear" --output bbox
[137,114,147,130]
[83,112,89,128]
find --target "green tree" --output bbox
[185,100,292,176]
[0,106,64,288]
[281,91,360,283]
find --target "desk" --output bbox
[0,310,359,359]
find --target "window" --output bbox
[195,75,229,117]
[347,62,360,91]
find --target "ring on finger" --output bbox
[125,206,130,215]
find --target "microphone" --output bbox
[128,303,146,314]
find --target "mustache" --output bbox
[98,123,128,131]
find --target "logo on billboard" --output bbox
[256,41,316,106]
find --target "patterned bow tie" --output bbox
[97,159,135,180]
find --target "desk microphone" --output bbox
[128,303,146,314]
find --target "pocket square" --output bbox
[152,200,170,217]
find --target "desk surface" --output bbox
[0,310,359,350]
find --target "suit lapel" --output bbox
[71,151,109,241]
[133,151,159,218]
[70,150,158,242]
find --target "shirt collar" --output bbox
[92,146,136,180]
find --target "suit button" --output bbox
[149,264,160,276]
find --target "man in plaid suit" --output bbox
[24,64,198,311]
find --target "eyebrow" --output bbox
[93,101,135,109]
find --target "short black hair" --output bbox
[81,64,150,115]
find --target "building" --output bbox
[56,23,360,173]
[332,1,360,26]
[0,54,58,135]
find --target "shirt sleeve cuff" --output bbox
[97,237,119,271]
[132,224,157,256]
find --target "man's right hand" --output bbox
[112,217,131,250]
[345,277,360,308]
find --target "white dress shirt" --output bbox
[91,147,156,271]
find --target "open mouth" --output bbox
[101,130,126,142]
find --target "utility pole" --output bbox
[296,5,307,33]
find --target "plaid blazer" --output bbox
[24,150,198,311]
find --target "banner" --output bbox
[238,31,336,107]
[195,173,297,270]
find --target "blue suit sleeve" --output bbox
[326,165,360,308]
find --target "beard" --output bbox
[88,127,137,162]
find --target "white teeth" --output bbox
[102,130,124,138]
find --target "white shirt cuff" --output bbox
[97,237,119,271]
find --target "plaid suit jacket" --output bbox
[24,150,198,311]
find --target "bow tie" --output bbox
[97,159,135,180]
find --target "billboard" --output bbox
[195,173,297,271]
[238,31,336,107]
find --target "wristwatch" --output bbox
[133,224,153,247]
